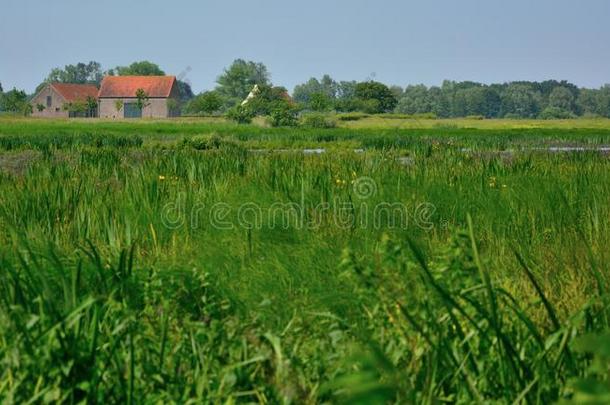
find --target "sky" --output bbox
[1,0,609,94]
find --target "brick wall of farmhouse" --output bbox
[30,86,69,118]
[99,98,170,118]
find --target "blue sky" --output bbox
[1,0,609,94]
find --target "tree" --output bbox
[242,84,291,116]
[226,104,255,124]
[135,88,150,113]
[86,96,98,117]
[293,75,337,104]
[548,86,576,113]
[113,61,165,76]
[167,99,179,117]
[0,82,3,93]
[577,89,599,116]
[216,59,271,100]
[428,86,450,118]
[37,61,103,93]
[0,88,31,115]
[455,87,501,118]
[267,102,299,127]
[176,80,194,103]
[597,85,610,118]
[501,83,542,118]
[354,81,398,113]
[539,106,576,119]
[308,92,333,112]
[185,91,225,115]
[395,84,431,114]
[46,61,103,84]
[389,85,403,100]
[337,81,357,100]
[114,100,124,115]
[62,97,97,117]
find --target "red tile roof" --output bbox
[51,83,99,102]
[98,76,176,98]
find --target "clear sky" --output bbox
[1,0,609,94]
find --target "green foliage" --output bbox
[114,100,124,114]
[0,88,31,115]
[2,126,610,402]
[336,112,370,121]
[549,86,576,112]
[62,96,98,117]
[166,99,179,117]
[267,101,299,127]
[539,106,577,119]
[185,91,225,115]
[113,61,165,76]
[216,59,270,100]
[301,113,337,128]
[354,81,398,113]
[243,85,291,116]
[501,83,542,118]
[181,133,223,150]
[225,104,255,124]
[292,75,337,104]
[38,61,103,92]
[135,88,150,112]
[308,92,333,112]
[563,333,610,403]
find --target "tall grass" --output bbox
[1,121,610,402]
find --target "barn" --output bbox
[98,76,180,118]
[30,83,99,118]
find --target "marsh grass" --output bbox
[1,119,610,402]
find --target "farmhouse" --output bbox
[30,83,99,118]
[98,76,180,118]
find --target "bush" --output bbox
[184,91,225,116]
[226,105,255,124]
[267,102,299,127]
[182,134,223,150]
[539,107,576,120]
[336,113,370,121]
[466,115,485,120]
[377,112,438,120]
[181,134,245,154]
[301,113,337,128]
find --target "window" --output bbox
[46,96,52,108]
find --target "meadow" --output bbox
[1,117,610,403]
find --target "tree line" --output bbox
[1,59,610,119]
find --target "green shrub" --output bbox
[267,102,299,127]
[377,113,438,120]
[226,105,255,124]
[182,134,223,150]
[539,107,577,120]
[301,113,337,128]
[337,113,370,121]
[466,115,485,120]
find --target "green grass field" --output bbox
[2,117,610,403]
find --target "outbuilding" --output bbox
[98,76,180,118]
[30,83,99,118]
